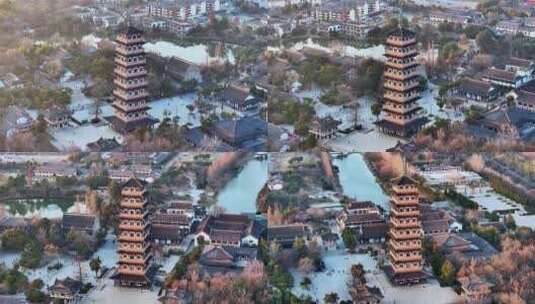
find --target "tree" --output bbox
[371,103,382,121]
[342,228,358,252]
[440,259,456,286]
[324,292,339,304]
[89,256,102,278]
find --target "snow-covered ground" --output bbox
[412,0,478,9]
[457,185,523,213]
[149,94,201,127]
[144,41,235,65]
[291,251,377,303]
[51,124,122,151]
[420,167,482,186]
[0,153,71,164]
[367,272,461,304]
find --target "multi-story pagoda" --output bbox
[387,175,425,285]
[106,26,157,134]
[376,28,428,137]
[111,177,152,288]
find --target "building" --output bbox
[514,89,535,111]
[458,275,494,304]
[216,85,262,113]
[86,137,121,152]
[146,0,221,21]
[505,57,535,80]
[308,116,341,140]
[48,277,83,304]
[150,213,191,245]
[455,78,497,102]
[387,175,425,285]
[471,106,535,140]
[195,213,264,247]
[167,201,195,219]
[213,116,267,150]
[482,68,523,89]
[106,27,158,134]
[62,213,99,236]
[267,224,308,247]
[33,164,77,181]
[111,177,153,288]
[429,10,477,27]
[0,105,34,137]
[376,28,428,138]
[197,245,258,275]
[43,107,72,129]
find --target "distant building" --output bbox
[145,0,221,21]
[0,217,30,233]
[309,116,341,140]
[34,164,77,181]
[48,277,83,304]
[195,213,264,247]
[458,275,494,304]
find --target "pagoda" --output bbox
[106,26,157,134]
[111,177,152,288]
[376,28,428,137]
[387,175,426,285]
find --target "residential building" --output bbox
[376,28,428,138]
[106,27,158,134]
[145,0,221,21]
[387,175,425,285]
[111,177,153,288]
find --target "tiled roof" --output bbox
[62,213,95,230]
[267,225,307,240]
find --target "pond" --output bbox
[216,156,269,214]
[332,153,389,210]
[3,198,76,219]
[144,41,236,65]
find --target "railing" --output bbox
[114,68,147,78]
